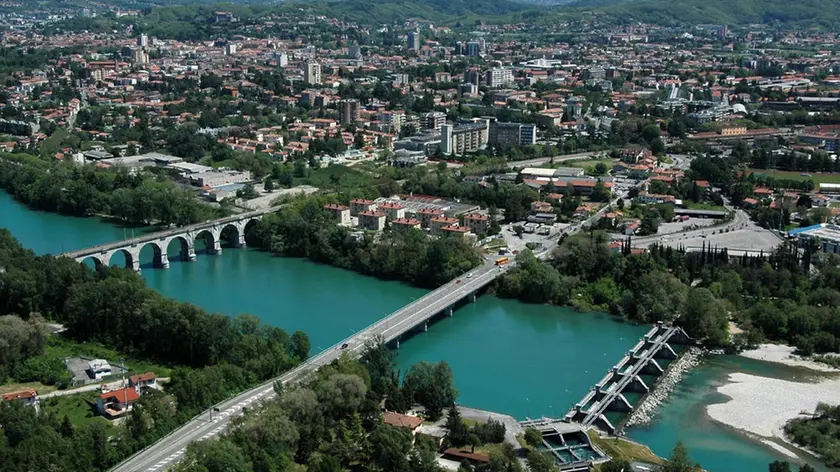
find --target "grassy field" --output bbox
[684,202,728,212]
[45,337,174,378]
[560,158,617,170]
[41,391,117,431]
[747,169,840,185]
[588,430,664,467]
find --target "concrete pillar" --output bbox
[155,253,170,269]
[129,257,141,272]
[235,233,247,248]
[424,321,428,332]
[469,292,476,303]
[396,337,400,349]
[446,307,453,317]
[212,239,222,254]
[186,246,197,262]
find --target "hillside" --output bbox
[287,0,533,24]
[564,0,840,26]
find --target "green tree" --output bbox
[662,442,702,472]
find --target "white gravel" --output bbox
[706,372,840,440]
[741,344,840,373]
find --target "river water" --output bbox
[0,190,826,471]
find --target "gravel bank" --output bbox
[706,372,840,443]
[624,346,703,428]
[740,343,839,373]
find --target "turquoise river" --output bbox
[0,191,828,472]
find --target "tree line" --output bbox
[0,229,310,472]
[0,153,221,226]
[496,232,840,351]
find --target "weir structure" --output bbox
[61,206,281,271]
[564,322,692,434]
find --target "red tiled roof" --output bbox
[100,388,140,403]
[129,372,156,384]
[3,389,36,401]
[383,411,423,429]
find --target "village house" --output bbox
[97,387,140,419]
[129,372,158,391]
[324,203,352,226]
[349,198,377,216]
[2,389,38,407]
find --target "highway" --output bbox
[63,206,282,259]
[112,261,504,472]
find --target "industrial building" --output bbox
[789,224,840,254]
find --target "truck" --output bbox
[495,257,510,266]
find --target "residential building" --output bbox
[422,112,446,130]
[324,203,352,225]
[465,41,482,57]
[391,218,421,230]
[440,121,489,155]
[88,359,112,380]
[137,34,148,48]
[484,68,514,88]
[97,388,140,418]
[3,389,38,407]
[129,372,157,391]
[408,31,421,51]
[225,43,237,56]
[349,198,377,216]
[440,225,473,239]
[430,216,460,234]
[358,211,387,231]
[638,192,677,204]
[303,60,321,85]
[790,224,840,254]
[347,42,361,60]
[339,99,360,124]
[418,208,444,228]
[383,411,423,433]
[378,202,406,221]
[489,122,536,149]
[463,213,489,235]
[378,110,405,134]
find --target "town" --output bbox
[1,3,840,472]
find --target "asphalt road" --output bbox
[112,261,504,472]
[629,208,751,248]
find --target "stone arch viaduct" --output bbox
[62,206,281,271]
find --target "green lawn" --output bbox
[45,337,174,378]
[747,169,840,185]
[563,158,617,170]
[295,164,374,190]
[0,381,58,396]
[684,202,728,212]
[41,392,116,431]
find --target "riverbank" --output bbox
[741,344,840,373]
[706,372,840,459]
[624,346,703,429]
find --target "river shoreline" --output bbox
[740,343,840,373]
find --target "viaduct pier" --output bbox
[62,206,281,271]
[564,323,692,434]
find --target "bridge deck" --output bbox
[63,206,282,259]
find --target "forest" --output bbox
[496,232,840,352]
[0,230,309,472]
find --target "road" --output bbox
[111,261,504,472]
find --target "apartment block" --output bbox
[418,208,444,228]
[324,203,351,226]
[463,213,490,235]
[430,216,460,235]
[350,198,377,216]
[358,211,387,231]
[391,218,421,230]
[378,202,406,221]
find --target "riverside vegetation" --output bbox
[496,232,840,355]
[0,230,309,472]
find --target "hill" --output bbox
[563,0,840,26]
[286,0,533,24]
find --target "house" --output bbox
[531,201,553,213]
[440,225,473,240]
[383,411,423,434]
[129,372,157,391]
[358,211,387,231]
[742,197,760,208]
[324,203,352,226]
[88,359,112,380]
[3,389,38,407]
[443,449,491,465]
[97,387,140,418]
[349,198,377,216]
[430,217,460,234]
[812,194,831,207]
[638,192,676,205]
[463,213,490,235]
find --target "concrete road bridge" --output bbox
[110,260,507,472]
[62,206,281,271]
[564,323,692,434]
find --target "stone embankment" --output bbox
[624,347,703,428]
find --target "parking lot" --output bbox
[658,217,717,235]
[659,226,782,253]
